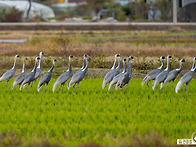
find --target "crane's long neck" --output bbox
[81,56,86,69]
[127,60,132,77]
[12,56,17,70]
[176,61,183,72]
[116,57,121,70]
[37,54,42,68]
[112,56,117,70]
[165,57,170,71]
[22,60,26,73]
[32,59,38,73]
[67,57,72,73]
[191,58,195,70]
[82,59,88,72]
[122,60,126,73]
[158,58,164,70]
[192,62,196,72]
[49,61,55,72]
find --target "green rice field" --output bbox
[0,78,195,146]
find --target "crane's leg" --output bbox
[59,85,61,92]
[31,81,33,87]
[42,85,44,92]
[167,82,169,89]
[127,83,129,92]
[62,84,65,94]
[73,83,76,89]
[46,83,48,92]
[172,80,174,88]
[185,82,189,93]
[147,81,149,87]
[5,80,9,88]
[77,82,80,89]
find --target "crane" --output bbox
[102,54,120,89]
[142,56,165,87]
[33,52,44,83]
[175,57,196,93]
[20,57,40,90]
[0,55,20,88]
[152,55,172,90]
[12,57,28,89]
[116,56,133,91]
[68,56,90,90]
[38,59,57,92]
[53,55,73,93]
[163,58,185,88]
[108,58,126,91]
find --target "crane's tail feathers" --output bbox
[52,81,59,93]
[152,80,157,90]
[12,82,17,89]
[102,80,106,89]
[175,81,183,93]
[142,76,147,86]
[160,82,164,89]
[108,81,114,91]
[67,80,72,90]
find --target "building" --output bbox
[0,0,55,18]
[178,0,196,22]
[52,0,87,8]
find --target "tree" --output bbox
[86,0,115,16]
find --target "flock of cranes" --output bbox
[0,52,195,93]
[0,53,90,92]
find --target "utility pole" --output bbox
[173,0,177,24]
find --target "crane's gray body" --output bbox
[142,56,164,86]
[12,58,27,89]
[108,59,126,91]
[68,57,89,89]
[0,55,19,87]
[102,54,120,89]
[38,60,55,91]
[175,57,196,93]
[163,59,184,87]
[20,57,38,90]
[152,56,171,90]
[117,56,133,89]
[53,56,72,92]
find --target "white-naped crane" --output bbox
[12,57,28,89]
[116,56,133,91]
[53,55,73,93]
[0,55,20,88]
[108,58,126,91]
[102,54,120,89]
[38,59,57,92]
[115,54,121,75]
[68,55,90,90]
[175,57,196,93]
[142,56,165,87]
[33,52,44,82]
[20,57,40,90]
[152,55,172,90]
[163,58,185,88]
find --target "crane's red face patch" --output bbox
[25,58,28,60]
[123,59,126,61]
[17,55,20,57]
[117,54,120,57]
[54,59,57,62]
[37,57,40,60]
[182,59,185,62]
[169,55,172,58]
[42,52,44,55]
[162,56,165,59]
[70,55,73,58]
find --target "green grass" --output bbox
[0,78,195,146]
